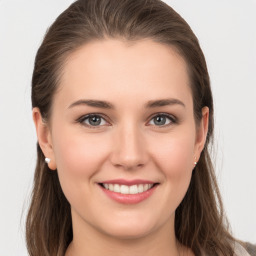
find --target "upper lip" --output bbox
[98,179,157,186]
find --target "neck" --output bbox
[65,210,180,256]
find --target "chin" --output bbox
[96,214,161,240]
[103,226,153,240]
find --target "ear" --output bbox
[32,107,57,170]
[194,106,209,162]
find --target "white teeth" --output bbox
[114,184,120,193]
[129,185,138,194]
[138,184,144,193]
[144,184,149,191]
[102,183,155,194]
[103,184,109,189]
[109,184,114,191]
[120,185,129,194]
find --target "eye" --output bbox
[148,113,176,127]
[78,114,109,128]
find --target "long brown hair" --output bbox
[27,0,235,255]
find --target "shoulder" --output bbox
[243,242,256,256]
[234,242,256,256]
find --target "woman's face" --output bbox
[35,38,208,240]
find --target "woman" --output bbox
[26,0,251,255]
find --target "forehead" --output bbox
[56,38,192,110]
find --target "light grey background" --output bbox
[0,0,255,255]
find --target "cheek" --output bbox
[150,130,195,198]
[53,128,108,177]
[51,127,111,202]
[150,133,195,214]
[152,133,195,174]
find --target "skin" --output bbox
[33,38,209,256]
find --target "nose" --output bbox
[110,123,149,171]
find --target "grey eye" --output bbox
[82,115,107,126]
[149,115,173,126]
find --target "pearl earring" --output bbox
[194,157,197,165]
[45,157,51,164]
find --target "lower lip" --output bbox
[99,184,158,204]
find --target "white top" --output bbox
[234,243,251,256]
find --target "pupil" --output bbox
[89,116,101,126]
[154,116,166,125]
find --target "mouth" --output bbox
[97,180,160,204]
[98,183,158,195]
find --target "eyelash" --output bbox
[76,113,177,129]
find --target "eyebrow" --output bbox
[145,98,185,108]
[68,99,114,109]
[68,98,185,109]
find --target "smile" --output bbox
[101,183,154,195]
[98,180,159,204]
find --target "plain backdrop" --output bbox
[0,0,255,255]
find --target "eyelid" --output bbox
[146,112,177,128]
[76,113,111,129]
[76,112,177,129]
